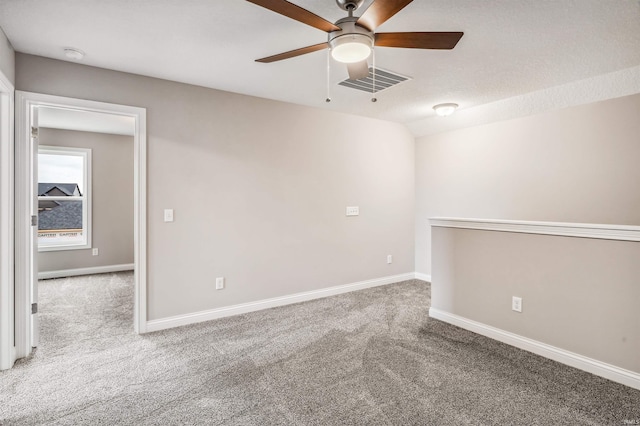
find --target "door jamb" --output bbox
[0,71,15,370]
[13,91,147,361]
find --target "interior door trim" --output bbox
[13,91,147,362]
[0,71,15,370]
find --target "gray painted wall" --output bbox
[416,93,640,274]
[431,227,640,373]
[0,28,14,84]
[38,128,134,273]
[16,53,416,321]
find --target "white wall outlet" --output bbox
[387,255,393,264]
[346,206,359,216]
[512,296,522,313]
[92,248,99,256]
[164,209,174,222]
[215,277,225,290]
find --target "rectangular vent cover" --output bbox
[338,67,411,93]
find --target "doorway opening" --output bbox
[11,92,147,364]
[36,108,136,352]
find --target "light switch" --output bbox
[164,209,174,222]
[346,206,359,216]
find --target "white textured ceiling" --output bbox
[1,0,639,135]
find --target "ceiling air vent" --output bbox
[338,67,411,93]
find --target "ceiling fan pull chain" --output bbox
[371,48,377,102]
[326,49,331,103]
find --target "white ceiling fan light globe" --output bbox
[331,43,371,63]
[330,34,372,63]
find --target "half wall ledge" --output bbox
[429,217,640,242]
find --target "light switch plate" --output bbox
[346,206,359,216]
[164,209,174,222]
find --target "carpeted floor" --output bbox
[1,272,639,425]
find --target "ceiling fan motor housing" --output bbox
[335,0,365,12]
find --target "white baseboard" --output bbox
[38,263,134,280]
[146,272,416,333]
[429,307,640,391]
[415,273,431,282]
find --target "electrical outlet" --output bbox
[215,277,225,290]
[512,296,522,313]
[92,248,99,256]
[387,255,393,264]
[346,206,359,216]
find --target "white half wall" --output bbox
[429,220,640,388]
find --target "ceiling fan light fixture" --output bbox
[330,34,372,63]
[433,103,458,117]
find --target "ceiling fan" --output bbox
[246,0,463,81]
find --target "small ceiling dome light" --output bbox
[64,48,85,61]
[330,34,372,63]
[433,103,458,117]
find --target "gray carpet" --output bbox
[1,272,639,425]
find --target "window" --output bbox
[37,146,92,251]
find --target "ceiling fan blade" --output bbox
[357,0,414,31]
[347,61,370,80]
[375,32,464,49]
[255,42,329,63]
[246,0,340,32]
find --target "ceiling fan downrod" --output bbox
[335,0,365,15]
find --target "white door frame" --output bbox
[0,71,15,370]
[13,91,147,362]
